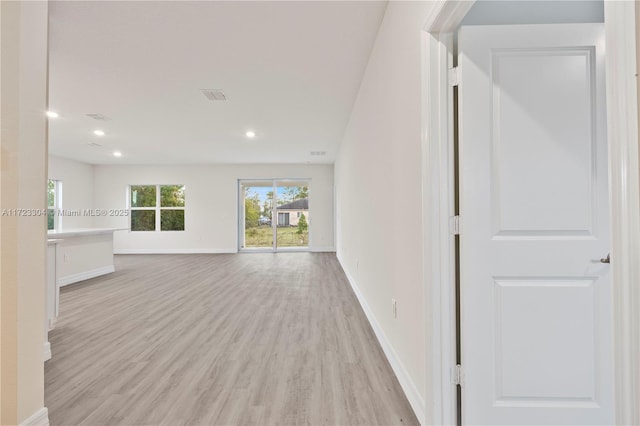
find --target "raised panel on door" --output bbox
[491,48,596,237]
[458,24,612,426]
[494,278,597,403]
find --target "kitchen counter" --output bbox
[47,228,125,287]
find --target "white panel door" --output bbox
[458,24,612,425]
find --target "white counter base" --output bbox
[48,228,122,287]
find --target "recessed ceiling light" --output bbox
[246,131,256,138]
[113,151,122,157]
[93,130,105,136]
[46,111,59,118]
[201,89,228,102]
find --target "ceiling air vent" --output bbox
[201,89,228,102]
[310,151,326,156]
[86,113,110,121]
[88,142,103,147]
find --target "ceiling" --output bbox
[48,1,387,165]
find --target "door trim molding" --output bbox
[604,2,640,424]
[422,3,475,424]
[421,1,640,424]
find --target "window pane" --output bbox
[131,186,156,207]
[48,209,55,230]
[48,180,55,207]
[161,209,184,231]
[131,210,156,231]
[161,185,185,207]
[275,184,308,248]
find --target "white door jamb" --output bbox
[422,2,475,425]
[604,2,640,424]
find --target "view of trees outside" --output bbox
[47,179,56,230]
[161,186,186,207]
[130,185,185,231]
[278,186,308,206]
[131,210,156,231]
[243,183,309,248]
[297,213,308,234]
[161,185,185,231]
[131,185,158,231]
[131,185,156,207]
[244,185,308,229]
[263,190,274,222]
[244,187,262,230]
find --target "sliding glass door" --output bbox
[239,179,309,251]
[275,182,309,248]
[240,181,274,249]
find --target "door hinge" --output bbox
[453,364,464,386]
[448,67,460,87]
[450,215,460,235]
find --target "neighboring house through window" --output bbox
[276,198,309,227]
[130,185,185,231]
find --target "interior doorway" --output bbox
[453,4,611,425]
[239,179,310,252]
[420,1,640,424]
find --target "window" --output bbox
[47,179,61,231]
[130,185,185,232]
[130,185,157,231]
[278,212,290,227]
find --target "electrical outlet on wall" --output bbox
[64,253,69,262]
[392,298,397,319]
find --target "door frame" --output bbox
[421,2,640,425]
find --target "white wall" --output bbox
[334,1,434,423]
[92,164,334,253]
[48,155,95,229]
[1,1,49,424]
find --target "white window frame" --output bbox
[129,185,185,232]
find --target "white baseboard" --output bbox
[43,342,51,361]
[48,317,57,331]
[20,407,49,426]
[113,248,335,254]
[311,246,336,252]
[113,248,237,254]
[337,253,426,425]
[58,265,115,287]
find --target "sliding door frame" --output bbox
[238,178,312,253]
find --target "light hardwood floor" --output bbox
[45,253,418,426]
